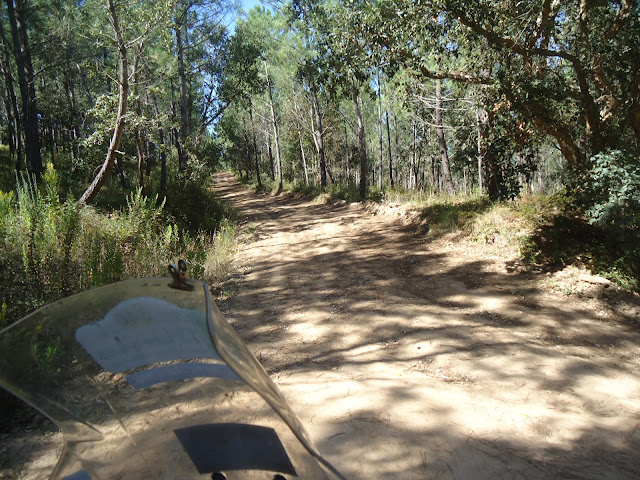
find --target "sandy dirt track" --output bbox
[213,172,640,480]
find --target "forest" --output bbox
[0,0,639,331]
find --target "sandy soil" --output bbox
[213,172,640,480]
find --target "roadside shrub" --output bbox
[161,159,234,232]
[1,164,237,329]
[583,150,639,246]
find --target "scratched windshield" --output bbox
[0,278,342,480]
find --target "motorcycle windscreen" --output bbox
[0,278,336,480]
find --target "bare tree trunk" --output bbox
[353,90,367,200]
[242,115,251,180]
[386,109,393,188]
[435,79,454,193]
[292,95,308,185]
[394,115,400,188]
[476,109,485,193]
[175,19,188,171]
[249,101,262,188]
[265,61,283,193]
[133,44,146,189]
[377,73,384,191]
[6,0,41,176]
[80,0,127,203]
[0,25,19,168]
[151,95,167,196]
[266,129,275,180]
[309,86,327,187]
[411,122,418,189]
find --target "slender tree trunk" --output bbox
[386,110,393,188]
[152,97,168,197]
[309,86,327,187]
[394,115,400,188]
[353,89,367,200]
[242,114,252,179]
[0,23,17,161]
[435,79,454,193]
[292,95,308,185]
[249,101,262,188]
[0,30,19,167]
[477,108,501,200]
[264,61,283,193]
[412,122,419,190]
[80,0,127,203]
[133,45,146,189]
[297,128,309,185]
[344,119,349,183]
[6,0,41,176]
[1,75,16,158]
[476,109,485,193]
[266,129,275,180]
[175,19,189,171]
[377,74,384,191]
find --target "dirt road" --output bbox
[213,172,640,480]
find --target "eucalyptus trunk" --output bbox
[353,90,367,200]
[265,61,283,193]
[309,86,327,187]
[175,20,189,171]
[6,0,42,176]
[435,79,454,193]
[80,0,127,203]
[249,102,262,188]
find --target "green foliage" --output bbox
[161,159,235,233]
[583,150,640,241]
[0,163,237,331]
[0,146,15,192]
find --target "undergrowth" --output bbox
[0,164,237,331]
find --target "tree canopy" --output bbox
[0,0,638,212]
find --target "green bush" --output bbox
[583,150,640,245]
[0,163,237,329]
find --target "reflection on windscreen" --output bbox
[75,297,241,388]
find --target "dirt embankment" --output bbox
[214,172,640,480]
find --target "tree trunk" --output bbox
[377,74,384,191]
[411,122,418,189]
[386,109,393,188]
[266,129,275,181]
[249,101,262,188]
[150,94,167,196]
[476,109,485,192]
[477,108,502,200]
[435,79,454,193]
[309,86,327,187]
[292,95,308,185]
[6,0,42,176]
[0,26,19,167]
[265,61,283,193]
[394,115,400,188]
[353,90,367,200]
[133,45,146,189]
[80,0,127,204]
[175,19,189,171]
[242,114,252,179]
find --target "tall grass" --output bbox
[0,164,237,329]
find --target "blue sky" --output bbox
[242,0,263,13]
